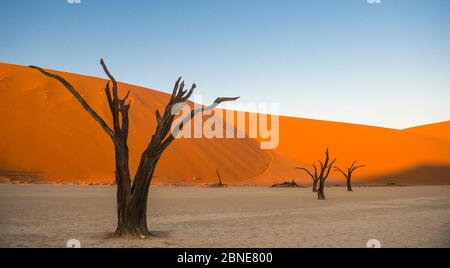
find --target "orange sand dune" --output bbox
[363,164,450,185]
[403,121,450,143]
[0,63,271,185]
[274,117,450,183]
[221,112,450,184]
[1,62,449,185]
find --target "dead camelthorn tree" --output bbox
[29,59,239,238]
[210,168,226,187]
[334,161,365,192]
[316,148,336,200]
[296,163,320,192]
[216,169,224,186]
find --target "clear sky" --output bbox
[1,0,449,129]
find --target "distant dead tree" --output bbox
[29,59,238,238]
[296,163,319,192]
[316,148,336,200]
[216,169,224,186]
[209,168,226,187]
[334,161,365,192]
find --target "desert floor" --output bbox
[0,184,449,248]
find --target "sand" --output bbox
[0,184,449,248]
[1,62,450,186]
[405,121,450,143]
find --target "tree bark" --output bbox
[317,180,326,200]
[346,174,353,192]
[312,180,318,192]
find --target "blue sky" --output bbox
[1,0,449,129]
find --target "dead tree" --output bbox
[29,59,238,238]
[334,161,365,192]
[316,148,336,200]
[210,168,226,187]
[216,169,224,186]
[296,163,319,192]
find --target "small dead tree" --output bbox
[316,148,336,200]
[334,161,365,192]
[296,163,319,192]
[210,168,227,187]
[29,59,238,237]
[216,168,224,186]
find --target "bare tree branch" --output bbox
[170,96,240,139]
[334,166,347,177]
[324,158,336,179]
[28,65,117,142]
[352,165,366,172]
[350,160,357,170]
[312,162,318,179]
[297,167,315,179]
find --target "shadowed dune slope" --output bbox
[363,165,450,186]
[1,63,449,185]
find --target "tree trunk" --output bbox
[347,179,353,192]
[115,201,150,237]
[315,148,335,200]
[115,158,157,237]
[115,183,130,235]
[312,180,318,192]
[114,182,152,237]
[346,176,353,192]
[317,180,326,200]
[317,189,325,200]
